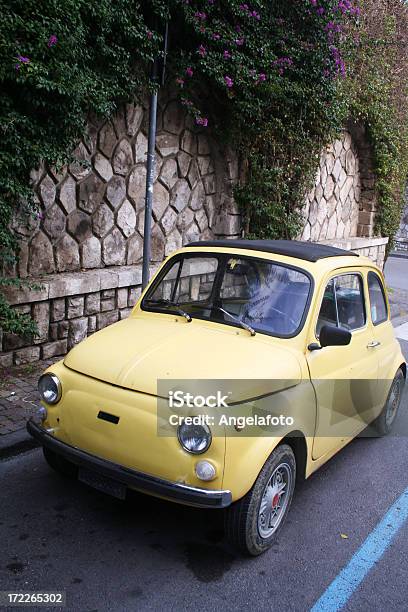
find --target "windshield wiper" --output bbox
[146,298,192,322]
[213,306,256,337]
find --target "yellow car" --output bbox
[28,240,405,555]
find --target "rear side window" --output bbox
[368,272,388,325]
[316,273,366,335]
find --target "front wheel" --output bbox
[224,444,296,556]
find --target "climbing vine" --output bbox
[346,0,408,249]
[1,0,406,335]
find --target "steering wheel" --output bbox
[243,304,297,330]
[269,306,298,329]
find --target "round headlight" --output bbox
[38,373,62,405]
[177,423,212,454]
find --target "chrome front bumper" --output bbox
[27,419,232,509]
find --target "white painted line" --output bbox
[311,488,408,612]
[394,322,408,341]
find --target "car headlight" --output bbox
[38,373,62,405]
[177,423,212,454]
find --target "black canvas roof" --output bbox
[185,239,359,263]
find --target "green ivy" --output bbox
[346,1,408,251]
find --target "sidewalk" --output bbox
[0,357,59,457]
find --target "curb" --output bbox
[0,426,39,460]
[392,314,408,328]
[388,252,408,260]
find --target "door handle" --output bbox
[367,340,381,348]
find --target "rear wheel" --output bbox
[372,369,405,436]
[43,447,77,478]
[224,444,296,556]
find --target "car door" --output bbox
[307,270,378,460]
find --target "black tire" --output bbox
[224,444,296,556]
[372,369,405,436]
[43,447,77,478]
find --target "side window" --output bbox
[336,275,366,330]
[317,274,366,335]
[368,271,388,325]
[316,279,337,336]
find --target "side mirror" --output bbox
[308,325,352,351]
[319,324,351,348]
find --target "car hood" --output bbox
[64,316,302,401]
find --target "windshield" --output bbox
[142,254,312,337]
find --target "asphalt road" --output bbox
[384,255,408,292]
[1,342,408,612]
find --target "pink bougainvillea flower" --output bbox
[198,44,207,57]
[147,30,153,39]
[251,10,260,20]
[15,55,30,69]
[47,34,58,47]
[194,11,207,21]
[186,66,194,77]
[224,75,234,88]
[223,50,231,59]
[257,73,266,82]
[212,33,220,40]
[176,77,185,87]
[330,45,346,77]
[272,57,294,74]
[196,117,208,127]
[235,38,244,46]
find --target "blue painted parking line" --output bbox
[311,487,408,612]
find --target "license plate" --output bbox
[78,468,126,500]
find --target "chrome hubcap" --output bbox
[386,378,402,428]
[257,462,292,539]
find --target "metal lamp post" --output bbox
[141,20,168,290]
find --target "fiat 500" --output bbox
[28,240,405,555]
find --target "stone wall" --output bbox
[0,267,145,367]
[300,130,361,242]
[317,236,388,269]
[300,123,386,268]
[11,90,240,279]
[0,111,389,367]
[1,91,241,366]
